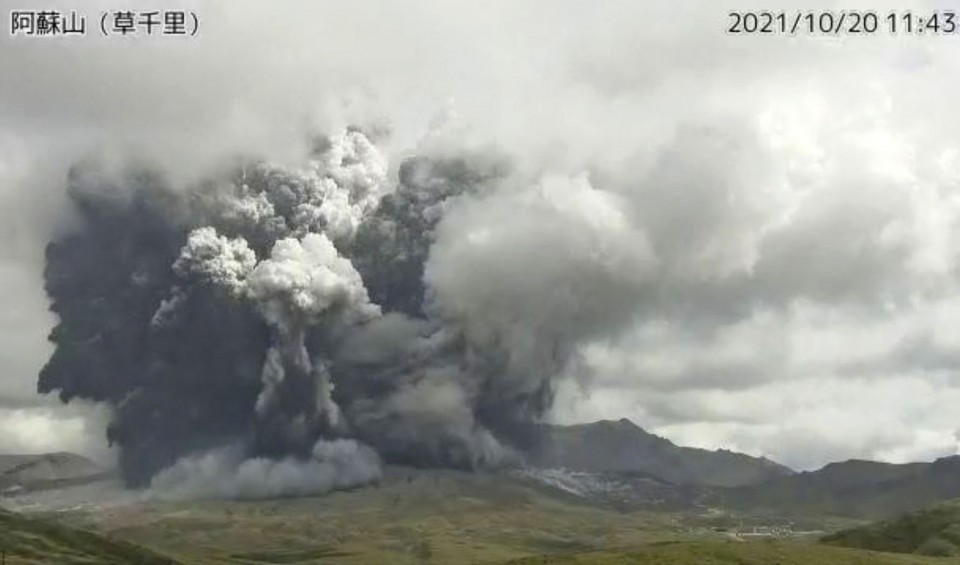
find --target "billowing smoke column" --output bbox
[39,129,654,497]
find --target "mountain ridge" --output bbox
[725,454,960,518]
[0,451,109,495]
[524,418,793,488]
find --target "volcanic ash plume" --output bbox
[38,130,655,498]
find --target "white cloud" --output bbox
[0,405,113,462]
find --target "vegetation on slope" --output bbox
[56,468,690,564]
[0,507,181,565]
[501,540,960,565]
[824,500,960,556]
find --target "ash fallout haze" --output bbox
[2,0,960,499]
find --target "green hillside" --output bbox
[12,468,960,565]
[50,469,692,564]
[501,540,960,565]
[0,507,181,564]
[0,459,801,564]
[824,500,960,556]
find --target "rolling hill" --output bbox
[824,500,960,556]
[499,540,960,565]
[7,428,960,563]
[44,467,691,564]
[0,507,181,564]
[0,452,110,495]
[725,455,960,518]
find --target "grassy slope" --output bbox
[501,540,960,565]
[824,500,960,555]
[30,468,960,565]
[0,507,181,565]
[58,470,694,564]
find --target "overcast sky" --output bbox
[3,0,960,470]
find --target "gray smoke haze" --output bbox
[3,0,960,482]
[40,127,655,493]
[151,439,381,500]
